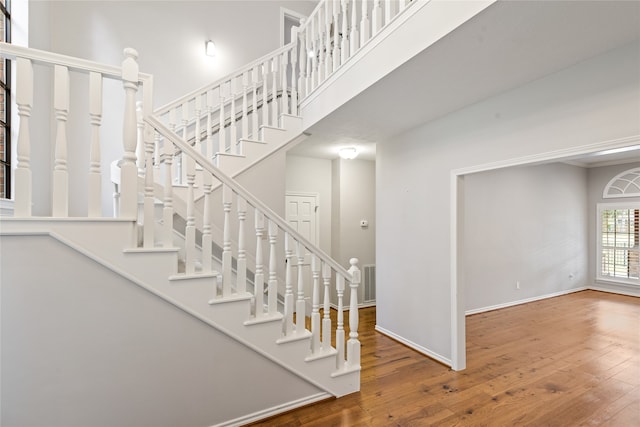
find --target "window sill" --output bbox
[595,277,640,288]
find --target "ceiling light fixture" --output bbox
[205,40,216,57]
[338,147,358,160]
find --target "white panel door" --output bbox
[286,193,318,313]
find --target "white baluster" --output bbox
[283,232,295,336]
[372,0,382,35]
[340,0,350,64]
[335,273,346,368]
[194,95,202,155]
[206,90,214,162]
[14,58,33,217]
[229,78,237,153]
[322,262,332,351]
[400,0,407,12]
[120,48,139,220]
[296,241,306,333]
[317,6,325,84]
[222,184,233,295]
[136,101,145,176]
[310,16,318,90]
[219,84,226,154]
[333,0,342,71]
[305,24,312,96]
[360,0,370,48]
[201,171,213,273]
[385,0,392,26]
[290,35,299,116]
[324,0,333,78]
[53,65,69,217]
[349,0,358,56]
[88,72,102,217]
[261,61,269,128]
[236,196,247,293]
[185,150,196,274]
[251,67,259,138]
[143,105,155,248]
[281,51,289,116]
[162,135,174,248]
[311,254,321,354]
[255,210,266,315]
[180,103,188,190]
[241,72,249,140]
[168,108,179,184]
[268,220,278,314]
[271,56,278,126]
[298,20,307,100]
[347,258,361,369]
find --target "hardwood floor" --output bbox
[249,290,640,426]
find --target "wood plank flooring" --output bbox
[249,290,640,426]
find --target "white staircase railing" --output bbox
[145,114,361,374]
[0,42,153,220]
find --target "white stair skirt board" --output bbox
[0,218,359,399]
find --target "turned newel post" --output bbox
[347,258,361,369]
[120,47,140,219]
[14,58,33,217]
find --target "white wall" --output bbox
[587,162,640,296]
[376,41,640,363]
[463,163,588,312]
[0,234,321,427]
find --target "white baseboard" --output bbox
[465,287,588,316]
[588,285,640,298]
[330,301,376,311]
[212,392,331,427]
[374,325,452,367]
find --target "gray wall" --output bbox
[587,162,640,295]
[1,234,321,427]
[376,41,640,362]
[463,163,589,312]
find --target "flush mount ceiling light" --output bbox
[205,40,216,57]
[338,146,358,160]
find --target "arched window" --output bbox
[603,167,640,198]
[598,167,640,285]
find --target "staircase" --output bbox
[0,0,456,425]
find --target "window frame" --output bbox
[0,0,11,199]
[596,202,640,286]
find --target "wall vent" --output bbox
[363,264,376,304]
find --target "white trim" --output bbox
[603,167,640,198]
[212,392,331,427]
[465,287,587,316]
[375,325,452,367]
[450,134,640,373]
[588,284,640,298]
[595,202,640,285]
[279,7,306,47]
[0,199,14,215]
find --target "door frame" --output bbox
[450,134,640,371]
[280,7,307,47]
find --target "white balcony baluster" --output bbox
[241,72,249,140]
[184,149,196,274]
[271,56,278,126]
[281,51,289,116]
[14,58,33,217]
[120,48,139,220]
[53,65,69,217]
[296,241,306,333]
[201,172,213,272]
[88,72,103,217]
[229,78,237,152]
[290,29,299,116]
[254,210,266,315]
[219,86,226,154]
[222,184,233,295]
[162,135,174,248]
[143,105,155,248]
[311,254,321,354]
[251,67,259,137]
[322,262,332,351]
[283,232,294,335]
[349,0,358,55]
[335,273,346,368]
[261,61,269,128]
[372,0,382,35]
[360,0,370,48]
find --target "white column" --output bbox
[88,72,103,217]
[14,58,33,217]
[52,65,69,217]
[120,48,140,220]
